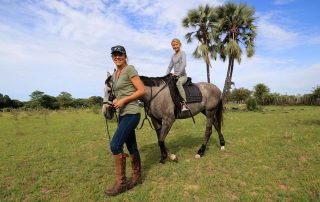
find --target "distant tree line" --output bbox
[0,90,103,110]
[227,84,320,106]
[1,85,319,111]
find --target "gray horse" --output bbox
[104,74,225,163]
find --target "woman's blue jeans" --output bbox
[110,113,140,155]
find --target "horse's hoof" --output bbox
[159,159,165,164]
[169,154,177,161]
[221,146,225,150]
[195,154,201,159]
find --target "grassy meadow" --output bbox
[0,105,319,201]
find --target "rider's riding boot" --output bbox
[128,152,142,189]
[105,153,128,196]
[181,101,189,112]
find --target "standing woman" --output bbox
[166,38,188,112]
[102,45,145,196]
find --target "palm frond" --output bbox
[192,46,202,59]
[246,44,254,57]
[184,32,194,43]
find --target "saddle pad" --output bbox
[167,78,202,117]
[183,84,202,103]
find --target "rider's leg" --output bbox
[176,76,188,111]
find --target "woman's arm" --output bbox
[175,51,186,76]
[166,57,174,75]
[112,75,145,109]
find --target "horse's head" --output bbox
[104,72,116,119]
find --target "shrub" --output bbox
[246,97,258,111]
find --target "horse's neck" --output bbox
[143,84,168,101]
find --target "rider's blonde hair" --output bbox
[171,38,182,45]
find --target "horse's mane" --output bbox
[140,74,172,87]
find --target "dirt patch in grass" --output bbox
[278,183,295,192]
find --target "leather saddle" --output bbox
[168,77,202,116]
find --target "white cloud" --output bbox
[273,0,296,5]
[111,0,224,35]
[257,17,300,50]
[308,36,320,45]
[0,0,319,101]
[231,56,320,95]
[256,10,320,52]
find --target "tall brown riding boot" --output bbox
[128,153,142,190]
[105,153,128,196]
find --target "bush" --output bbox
[246,97,258,111]
[311,85,320,99]
[91,106,101,114]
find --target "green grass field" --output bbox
[1,106,319,201]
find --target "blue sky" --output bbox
[0,0,319,101]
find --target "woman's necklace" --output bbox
[115,66,126,85]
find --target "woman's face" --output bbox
[112,52,126,67]
[171,41,181,53]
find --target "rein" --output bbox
[104,114,112,145]
[104,111,119,145]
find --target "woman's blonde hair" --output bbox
[171,38,182,45]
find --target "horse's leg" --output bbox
[196,110,214,158]
[212,116,225,150]
[158,117,174,164]
[150,116,162,138]
[150,117,166,163]
[212,100,225,150]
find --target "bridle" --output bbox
[104,76,119,144]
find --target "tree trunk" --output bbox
[206,62,211,83]
[227,58,235,95]
[223,57,232,102]
[229,58,234,81]
[223,56,235,103]
[203,47,211,83]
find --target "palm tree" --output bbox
[182,4,219,83]
[215,2,257,101]
[253,83,270,104]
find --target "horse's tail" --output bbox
[216,98,224,129]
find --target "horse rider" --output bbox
[166,38,189,112]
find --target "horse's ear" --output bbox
[105,72,111,84]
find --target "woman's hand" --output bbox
[113,99,126,109]
[102,103,116,114]
[110,75,145,110]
